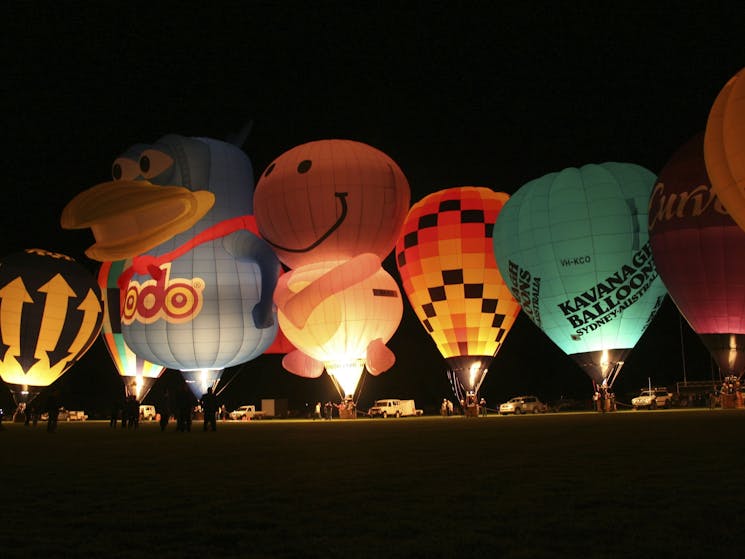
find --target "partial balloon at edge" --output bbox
[98,260,165,401]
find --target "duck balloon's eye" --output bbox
[297,159,312,174]
[138,149,174,180]
[112,157,140,181]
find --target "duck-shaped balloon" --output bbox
[62,134,281,397]
[254,139,410,401]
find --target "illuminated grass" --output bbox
[1,410,744,558]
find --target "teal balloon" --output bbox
[493,163,667,386]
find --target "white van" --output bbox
[139,405,156,421]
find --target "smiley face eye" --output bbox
[297,160,312,174]
[138,149,174,180]
[112,157,141,181]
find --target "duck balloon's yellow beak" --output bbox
[61,180,215,261]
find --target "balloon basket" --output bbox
[338,400,357,419]
[720,393,739,409]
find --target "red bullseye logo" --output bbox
[122,263,205,325]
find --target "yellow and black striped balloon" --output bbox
[0,249,103,402]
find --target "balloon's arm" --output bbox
[282,350,324,379]
[366,338,395,375]
[222,230,280,329]
[282,253,381,329]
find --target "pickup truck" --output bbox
[229,405,265,420]
[368,399,423,418]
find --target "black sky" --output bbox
[3,2,743,413]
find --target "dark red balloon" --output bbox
[649,133,745,376]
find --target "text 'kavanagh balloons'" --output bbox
[650,133,745,378]
[0,249,103,404]
[493,163,667,388]
[396,187,520,401]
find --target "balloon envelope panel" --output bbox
[254,139,410,269]
[650,134,745,375]
[396,187,519,364]
[0,249,103,389]
[277,261,403,364]
[98,260,165,382]
[650,134,745,333]
[704,67,745,233]
[493,163,666,382]
[122,254,278,370]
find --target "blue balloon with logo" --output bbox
[62,134,280,398]
[492,162,667,388]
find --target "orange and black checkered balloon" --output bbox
[395,187,520,372]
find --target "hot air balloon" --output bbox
[61,134,281,399]
[704,67,745,232]
[493,163,667,397]
[395,187,520,409]
[0,249,103,405]
[254,139,410,407]
[650,133,745,386]
[98,260,165,401]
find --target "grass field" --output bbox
[1,409,744,559]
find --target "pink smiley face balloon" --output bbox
[253,139,410,269]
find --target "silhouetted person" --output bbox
[176,385,192,432]
[157,390,171,431]
[110,397,121,428]
[125,395,139,429]
[45,391,60,433]
[200,387,218,431]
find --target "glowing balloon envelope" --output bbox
[98,260,165,400]
[62,134,281,399]
[395,187,520,398]
[254,139,410,401]
[276,254,404,399]
[254,139,410,270]
[704,67,745,233]
[493,163,667,387]
[650,133,745,377]
[0,249,103,403]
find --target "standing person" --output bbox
[176,384,193,432]
[314,401,321,420]
[125,395,139,428]
[110,396,121,428]
[157,390,171,432]
[200,387,218,432]
[45,391,60,433]
[479,397,487,417]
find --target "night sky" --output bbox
[3,3,743,414]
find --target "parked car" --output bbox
[631,388,673,410]
[499,395,547,415]
[229,405,265,420]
